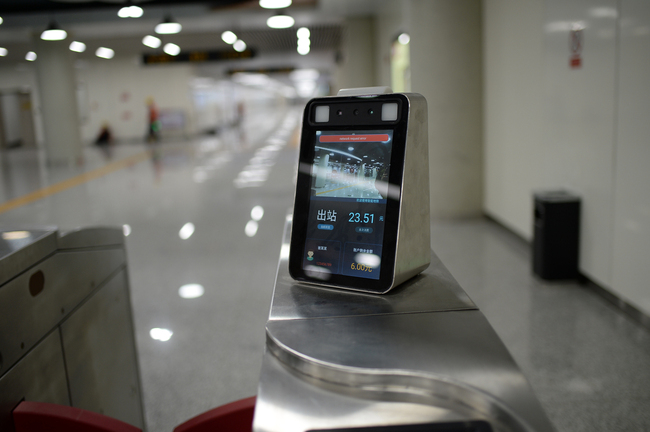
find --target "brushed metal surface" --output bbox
[265,312,555,432]
[392,93,431,289]
[0,248,126,377]
[254,349,468,432]
[0,330,70,432]
[57,227,125,250]
[270,216,475,321]
[0,229,57,287]
[256,220,555,432]
[61,269,145,429]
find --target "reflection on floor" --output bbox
[1,106,649,432]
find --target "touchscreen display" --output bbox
[302,130,393,280]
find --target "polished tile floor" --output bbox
[1,104,649,432]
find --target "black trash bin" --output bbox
[533,191,580,280]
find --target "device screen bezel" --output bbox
[289,93,409,293]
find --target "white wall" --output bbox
[410,0,483,218]
[612,0,650,314]
[0,65,45,147]
[484,0,650,316]
[77,57,197,143]
[332,16,378,94]
[371,1,484,218]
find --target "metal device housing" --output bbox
[289,90,430,294]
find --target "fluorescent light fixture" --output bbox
[260,0,292,9]
[155,16,182,34]
[142,35,161,48]
[297,44,310,55]
[69,41,86,52]
[233,39,246,52]
[123,224,132,237]
[267,15,294,29]
[95,47,114,59]
[41,21,67,41]
[398,33,410,45]
[163,42,181,56]
[233,73,270,86]
[221,31,237,44]
[25,51,37,61]
[0,47,7,57]
[297,27,310,39]
[0,16,3,25]
[118,5,143,18]
[290,68,319,81]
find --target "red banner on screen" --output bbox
[319,134,390,143]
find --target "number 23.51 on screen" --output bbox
[348,212,374,223]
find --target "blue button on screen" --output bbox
[318,224,334,230]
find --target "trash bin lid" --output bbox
[534,190,580,203]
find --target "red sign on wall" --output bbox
[570,27,584,69]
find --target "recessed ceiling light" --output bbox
[95,47,114,59]
[233,39,247,52]
[150,328,173,342]
[267,14,294,29]
[0,47,7,57]
[179,284,205,299]
[41,21,67,41]
[118,5,143,18]
[221,31,237,44]
[179,222,195,239]
[398,33,410,45]
[297,27,310,39]
[259,0,292,9]
[25,51,37,61]
[155,16,182,34]
[69,41,86,52]
[163,43,181,56]
[142,35,161,48]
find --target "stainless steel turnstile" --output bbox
[0,227,144,431]
[254,216,556,432]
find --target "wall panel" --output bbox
[612,0,650,314]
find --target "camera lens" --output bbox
[337,109,343,116]
[353,109,359,116]
[368,109,374,115]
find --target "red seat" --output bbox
[173,396,256,432]
[13,401,141,432]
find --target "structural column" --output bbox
[34,37,83,165]
[409,0,483,217]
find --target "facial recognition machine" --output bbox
[289,87,430,294]
[255,88,556,432]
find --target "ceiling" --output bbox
[0,0,380,66]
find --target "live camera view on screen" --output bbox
[303,130,393,280]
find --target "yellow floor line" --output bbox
[0,150,151,215]
[316,181,366,196]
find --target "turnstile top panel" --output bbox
[58,227,125,250]
[269,216,476,321]
[0,229,57,286]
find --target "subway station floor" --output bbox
[1,105,649,432]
